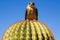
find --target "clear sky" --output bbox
[0,0,60,40]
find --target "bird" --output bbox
[25,2,38,20]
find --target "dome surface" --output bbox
[2,20,54,40]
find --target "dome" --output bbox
[2,2,54,40]
[2,20,54,40]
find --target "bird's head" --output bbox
[28,2,35,8]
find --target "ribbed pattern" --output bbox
[2,20,54,40]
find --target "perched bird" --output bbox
[25,2,38,20]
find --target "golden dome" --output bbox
[2,20,54,40]
[2,2,54,40]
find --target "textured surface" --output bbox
[2,20,54,40]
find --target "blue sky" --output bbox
[0,0,60,40]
